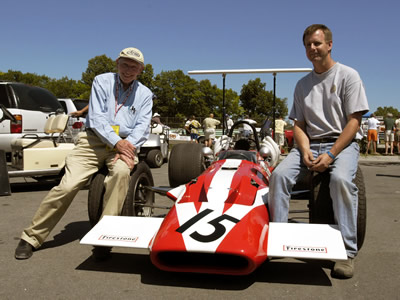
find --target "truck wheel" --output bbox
[310,166,366,250]
[88,166,108,227]
[146,149,163,168]
[121,161,154,217]
[168,143,205,187]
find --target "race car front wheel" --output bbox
[88,166,108,227]
[168,143,205,187]
[121,161,154,217]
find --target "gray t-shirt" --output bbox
[289,63,369,140]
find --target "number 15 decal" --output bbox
[176,208,240,243]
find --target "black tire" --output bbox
[309,166,366,250]
[121,161,155,217]
[88,162,155,226]
[355,167,367,250]
[88,166,108,227]
[309,171,333,224]
[168,143,205,187]
[146,149,163,168]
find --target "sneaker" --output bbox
[332,257,354,279]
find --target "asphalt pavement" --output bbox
[1,156,399,299]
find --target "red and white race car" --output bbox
[81,120,352,276]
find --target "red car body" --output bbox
[150,155,272,275]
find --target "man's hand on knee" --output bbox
[113,153,135,170]
[115,140,136,160]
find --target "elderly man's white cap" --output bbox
[118,47,144,66]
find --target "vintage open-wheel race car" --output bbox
[83,119,366,275]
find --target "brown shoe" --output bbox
[15,239,34,260]
[332,257,354,279]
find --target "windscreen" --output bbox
[11,83,62,112]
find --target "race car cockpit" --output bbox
[212,120,280,167]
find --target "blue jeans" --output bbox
[268,141,360,257]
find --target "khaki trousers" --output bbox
[21,131,133,248]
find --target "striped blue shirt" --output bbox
[86,72,153,149]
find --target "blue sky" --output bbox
[1,0,398,114]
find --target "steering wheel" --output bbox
[220,151,250,161]
[228,120,261,152]
[150,121,159,128]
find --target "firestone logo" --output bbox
[283,245,327,253]
[98,235,139,242]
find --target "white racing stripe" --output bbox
[175,159,270,252]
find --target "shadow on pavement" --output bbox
[39,221,91,250]
[10,180,59,193]
[76,254,333,289]
[10,181,90,193]
[376,174,400,178]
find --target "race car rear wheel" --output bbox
[309,166,366,250]
[168,143,205,187]
[87,162,155,226]
[88,166,108,227]
[121,161,154,217]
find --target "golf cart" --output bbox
[0,104,76,194]
[138,121,169,168]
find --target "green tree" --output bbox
[138,64,154,90]
[0,70,88,99]
[79,54,117,99]
[196,80,240,121]
[374,106,399,118]
[45,77,88,99]
[0,70,51,87]
[240,78,288,123]
[153,70,200,120]
[197,79,218,117]
[81,55,116,87]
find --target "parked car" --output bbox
[0,82,63,159]
[58,98,88,143]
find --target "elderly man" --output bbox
[15,47,153,261]
[268,24,369,279]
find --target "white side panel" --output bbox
[23,145,74,170]
[267,222,347,260]
[80,216,163,250]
